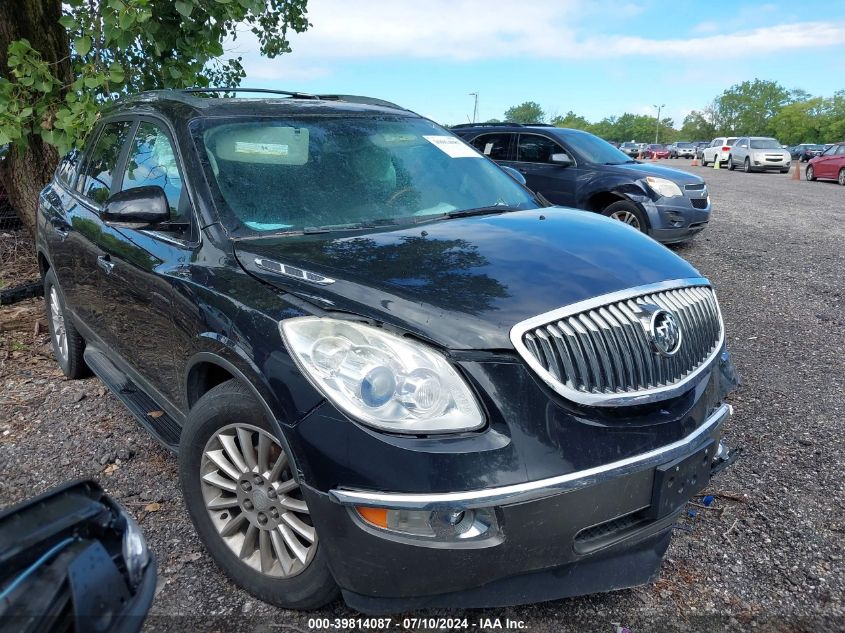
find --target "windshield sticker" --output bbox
[234,141,289,156]
[483,142,494,155]
[423,135,481,158]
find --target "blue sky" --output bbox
[234,0,845,126]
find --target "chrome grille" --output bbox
[511,280,724,406]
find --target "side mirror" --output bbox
[102,186,170,228]
[550,153,572,166]
[500,165,526,186]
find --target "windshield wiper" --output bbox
[442,204,523,219]
[302,219,398,234]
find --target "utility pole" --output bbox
[469,92,478,124]
[653,103,665,143]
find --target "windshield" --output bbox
[750,139,782,149]
[676,142,693,148]
[565,131,635,164]
[195,116,538,235]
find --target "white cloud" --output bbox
[260,2,845,62]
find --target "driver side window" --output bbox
[79,121,133,205]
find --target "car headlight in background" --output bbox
[645,176,683,198]
[281,317,484,433]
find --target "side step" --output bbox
[83,348,181,451]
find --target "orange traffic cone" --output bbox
[690,157,699,166]
[792,161,801,180]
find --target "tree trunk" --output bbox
[0,0,70,236]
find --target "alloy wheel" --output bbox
[610,210,641,229]
[839,169,845,186]
[200,423,317,578]
[49,287,68,361]
[806,166,814,181]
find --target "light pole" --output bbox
[469,92,478,124]
[653,103,665,143]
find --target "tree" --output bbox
[770,97,827,145]
[550,110,590,130]
[711,79,790,136]
[680,110,716,141]
[503,101,545,124]
[0,0,309,235]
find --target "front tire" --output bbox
[806,165,815,181]
[839,169,845,186]
[602,200,648,234]
[727,156,735,170]
[743,158,751,173]
[179,379,338,609]
[43,269,90,379]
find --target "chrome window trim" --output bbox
[509,277,724,407]
[329,403,731,511]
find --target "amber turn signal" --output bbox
[356,506,389,528]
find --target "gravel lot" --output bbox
[1,160,843,632]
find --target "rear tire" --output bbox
[602,200,648,234]
[806,165,815,181]
[179,379,339,610]
[701,155,708,167]
[43,269,90,379]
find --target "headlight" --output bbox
[645,177,683,198]
[121,510,150,590]
[280,317,484,434]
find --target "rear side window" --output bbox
[122,122,185,218]
[835,145,845,155]
[79,121,133,205]
[470,133,512,160]
[517,134,562,163]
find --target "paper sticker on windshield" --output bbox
[423,135,481,158]
[483,142,494,155]
[234,141,289,156]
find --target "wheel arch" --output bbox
[184,350,310,483]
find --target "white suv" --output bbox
[727,137,791,173]
[701,137,737,167]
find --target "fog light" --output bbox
[664,211,684,227]
[355,506,496,540]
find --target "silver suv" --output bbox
[728,137,791,173]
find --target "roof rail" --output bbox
[451,122,525,129]
[181,87,320,99]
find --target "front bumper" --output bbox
[645,195,711,243]
[309,404,733,611]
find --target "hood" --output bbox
[602,161,705,185]
[234,208,702,350]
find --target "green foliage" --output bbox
[504,101,545,124]
[710,79,791,136]
[680,110,716,142]
[0,0,310,155]
[550,111,590,130]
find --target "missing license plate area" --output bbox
[648,439,715,520]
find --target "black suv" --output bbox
[452,123,711,244]
[36,89,738,612]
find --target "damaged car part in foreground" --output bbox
[0,481,155,633]
[36,88,739,612]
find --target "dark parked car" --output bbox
[37,89,738,612]
[0,481,155,633]
[452,123,711,243]
[790,143,825,162]
[807,142,845,185]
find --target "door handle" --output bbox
[97,254,115,274]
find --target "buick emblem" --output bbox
[648,308,682,356]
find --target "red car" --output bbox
[644,144,670,159]
[807,142,845,185]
